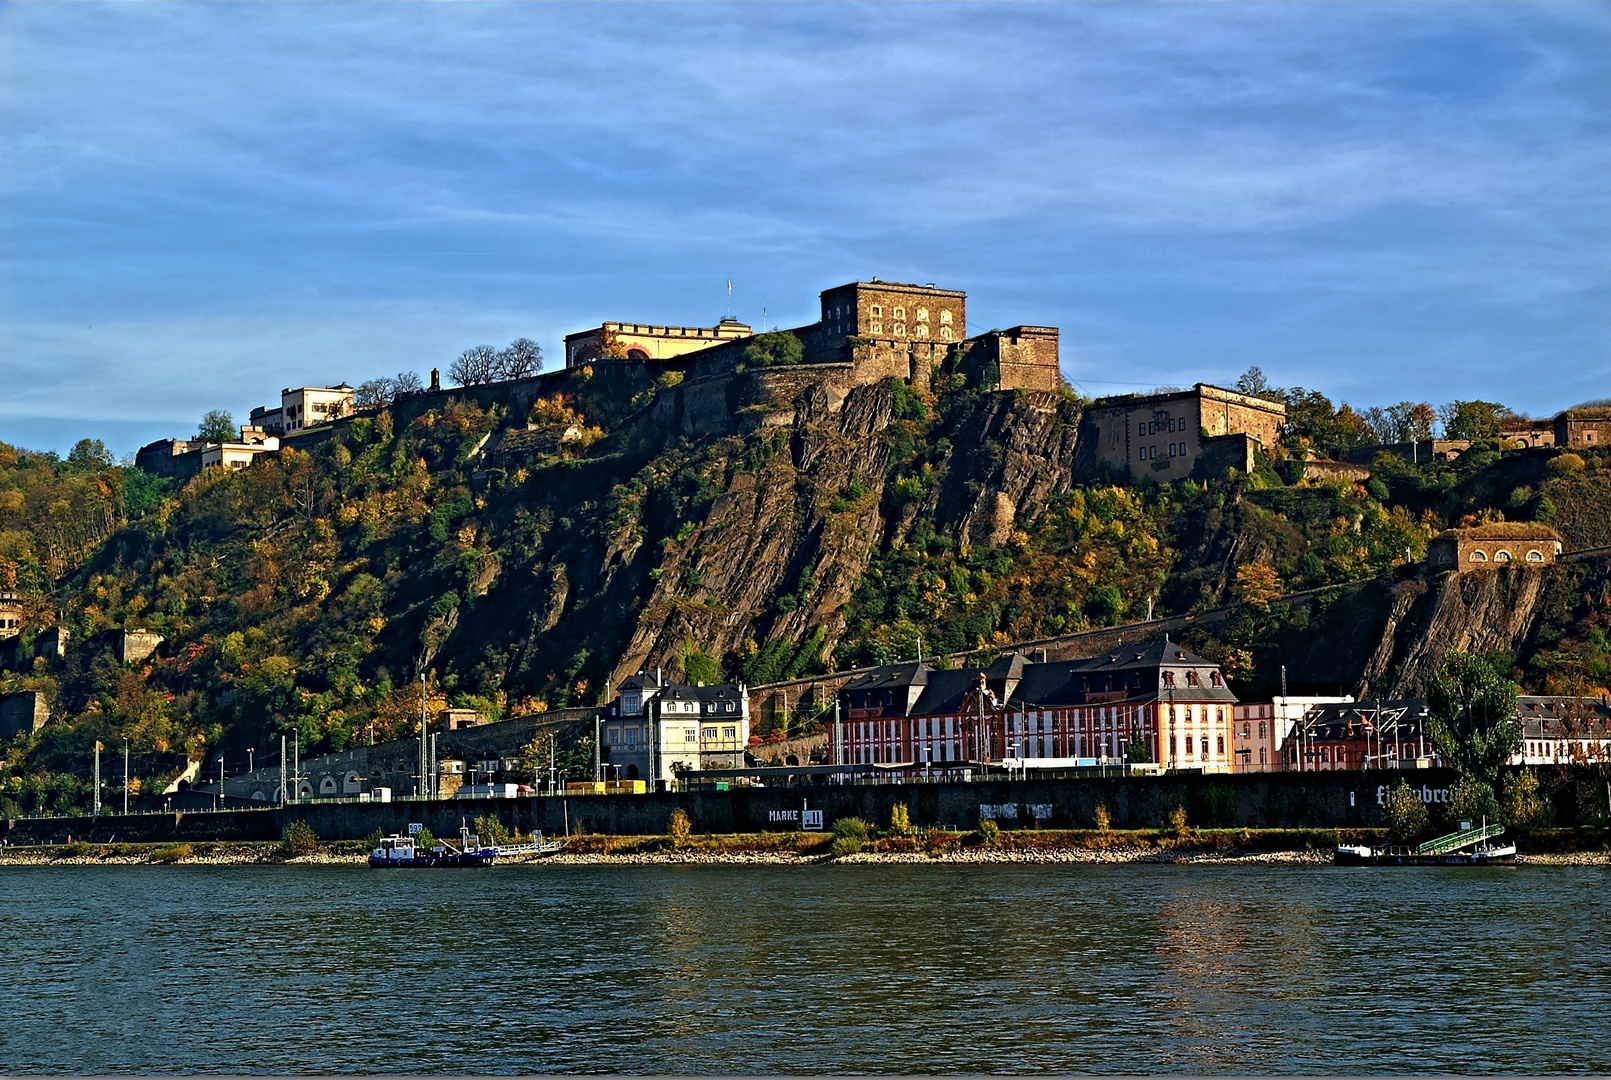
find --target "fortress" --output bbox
[568,278,1063,403]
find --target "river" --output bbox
[2,863,1607,1074]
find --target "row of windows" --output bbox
[1138,442,1189,462]
[1140,418,1186,436]
[1470,549,1546,563]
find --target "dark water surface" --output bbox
[1,862,1608,1074]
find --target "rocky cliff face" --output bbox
[1354,556,1611,697]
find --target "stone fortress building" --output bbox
[572,278,1064,399]
[565,318,753,366]
[1075,383,1288,481]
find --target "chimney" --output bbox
[1032,648,1047,664]
[430,367,441,392]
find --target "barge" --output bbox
[1335,820,1515,867]
[369,826,497,868]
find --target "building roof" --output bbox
[824,279,966,299]
[1515,695,1611,737]
[658,683,745,703]
[1432,522,1562,542]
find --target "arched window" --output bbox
[319,776,337,795]
[1494,550,1511,563]
[626,348,650,360]
[1470,550,1488,562]
[1527,550,1544,562]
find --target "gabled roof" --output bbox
[659,683,744,703]
[1072,637,1219,673]
[841,662,932,693]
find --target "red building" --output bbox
[837,638,1237,770]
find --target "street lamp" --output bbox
[247,748,255,774]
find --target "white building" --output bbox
[603,671,750,786]
[250,384,355,435]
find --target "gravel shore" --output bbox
[3,843,1604,867]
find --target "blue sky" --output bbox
[2,2,1608,455]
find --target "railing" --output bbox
[1417,821,1505,855]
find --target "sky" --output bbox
[2,2,1608,456]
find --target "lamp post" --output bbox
[247,748,255,775]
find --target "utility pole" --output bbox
[92,741,101,816]
[833,697,843,767]
[217,756,224,811]
[123,741,129,816]
[293,733,300,802]
[419,673,427,799]
[594,713,601,783]
[280,735,287,805]
[549,732,556,796]
[429,732,439,799]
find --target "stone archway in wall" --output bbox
[785,755,800,767]
[626,764,640,780]
[297,780,313,799]
[319,776,338,796]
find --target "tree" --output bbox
[1439,400,1507,441]
[196,410,235,443]
[1233,562,1283,609]
[743,331,803,368]
[496,338,543,380]
[450,345,500,386]
[393,370,424,395]
[1236,366,1273,399]
[1381,780,1430,842]
[1426,651,1522,789]
[355,378,394,409]
[66,439,113,469]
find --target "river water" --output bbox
[2,862,1608,1074]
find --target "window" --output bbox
[1200,737,1209,758]
[1169,443,1177,457]
[1494,551,1511,563]
[724,701,734,712]
[1470,550,1488,562]
[1259,721,1266,739]
[1179,442,1187,456]
[941,327,952,341]
[1217,735,1225,755]
[1210,672,1223,687]
[1139,423,1146,436]
[1168,418,1176,432]
[723,726,736,739]
[940,310,952,325]
[893,306,905,318]
[1187,670,1199,686]
[1163,670,1176,686]
[871,322,882,334]
[685,728,698,743]
[1527,550,1544,562]
[871,305,881,316]
[894,322,906,336]
[916,307,929,321]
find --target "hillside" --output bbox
[3,355,1609,815]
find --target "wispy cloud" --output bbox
[2,2,1608,451]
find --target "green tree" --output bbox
[1381,780,1430,842]
[1447,776,1502,829]
[1426,651,1521,789]
[1439,400,1507,441]
[1501,770,1550,829]
[196,410,236,443]
[743,331,803,368]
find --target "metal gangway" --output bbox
[1416,821,1506,855]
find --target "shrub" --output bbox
[1547,453,1586,476]
[58,841,93,859]
[362,828,386,850]
[1167,805,1190,838]
[149,844,192,864]
[829,836,863,857]
[279,820,319,858]
[831,817,869,842]
[474,815,511,847]
[976,819,1000,845]
[666,808,691,846]
[1381,780,1430,842]
[415,827,436,851]
[1501,770,1551,829]
[888,804,912,837]
[1093,803,1111,832]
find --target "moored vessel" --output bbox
[1335,820,1515,867]
[369,825,497,868]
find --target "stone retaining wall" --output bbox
[2,769,1460,845]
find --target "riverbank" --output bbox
[3,837,1607,867]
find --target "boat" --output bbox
[368,825,498,868]
[1335,820,1516,867]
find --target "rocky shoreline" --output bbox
[2,842,1605,867]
